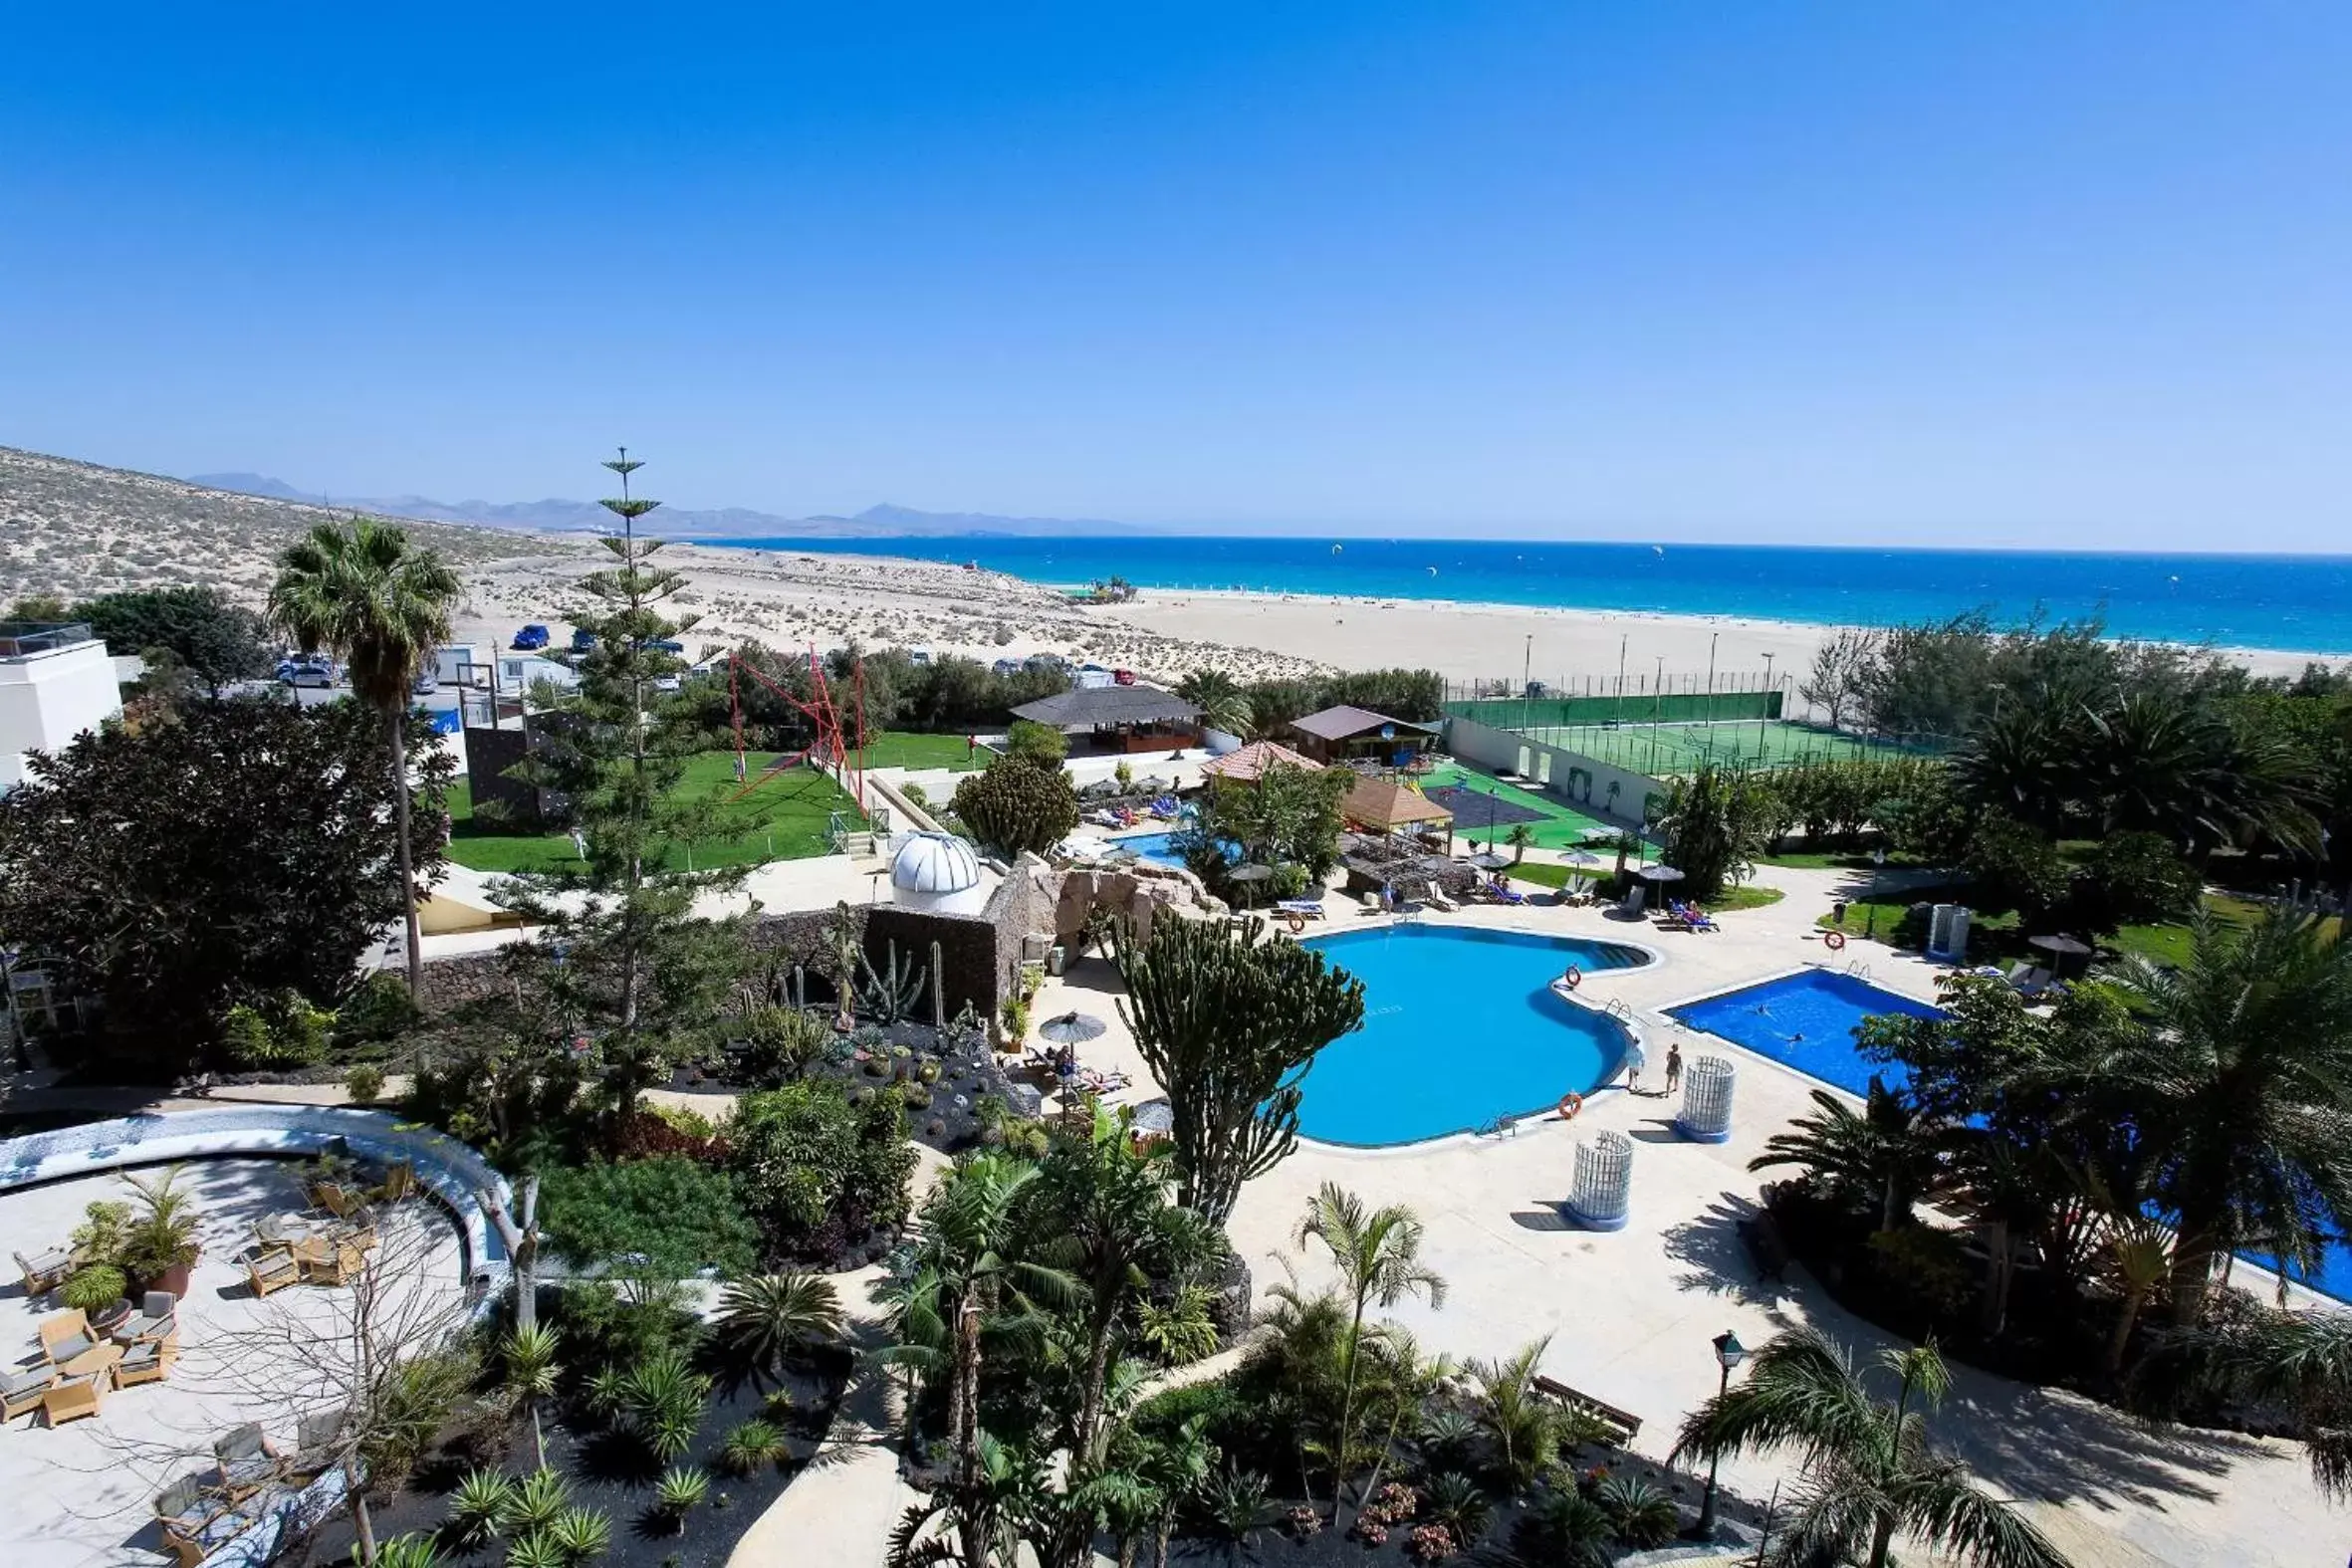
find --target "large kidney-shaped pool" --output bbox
[1295,926,1651,1146]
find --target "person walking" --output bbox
[1665,1040,1685,1094]
[1623,1032,1649,1095]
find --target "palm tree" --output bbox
[879,1152,1079,1551]
[1466,1336,1561,1491]
[1293,1183,1446,1523]
[715,1272,843,1380]
[1750,1079,1940,1232]
[1177,668,1255,740]
[2192,1310,2352,1499]
[268,518,462,997]
[1132,1414,1214,1568]
[1505,822,1535,864]
[1671,1328,2069,1568]
[2099,911,2352,1324]
[503,1323,561,1469]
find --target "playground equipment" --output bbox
[726,647,869,813]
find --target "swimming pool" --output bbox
[1111,829,1240,869]
[1665,969,1945,1097]
[1294,926,1651,1146]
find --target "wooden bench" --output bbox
[1530,1375,1642,1444]
[1739,1208,1791,1285]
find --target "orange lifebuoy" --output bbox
[1558,1092,1583,1120]
[1562,966,1583,990]
[1823,930,1847,951]
[1287,912,1306,934]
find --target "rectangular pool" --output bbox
[1667,968,1945,1097]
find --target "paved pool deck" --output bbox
[1021,860,2348,1568]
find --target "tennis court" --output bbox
[1419,761,1628,849]
[1511,718,1918,775]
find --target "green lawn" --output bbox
[1505,859,1781,910]
[1812,887,2290,969]
[447,751,867,873]
[856,730,989,772]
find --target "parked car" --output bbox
[512,623,550,650]
[572,627,597,653]
[992,657,1025,677]
[908,647,933,666]
[1113,668,1136,686]
[647,637,685,655]
[411,670,439,695]
[276,656,335,688]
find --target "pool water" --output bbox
[1666,969,1944,1097]
[1294,926,1650,1146]
[1111,829,1239,869]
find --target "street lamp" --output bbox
[1694,1329,1747,1539]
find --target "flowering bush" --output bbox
[1408,1524,1458,1561]
[1354,1522,1388,1547]
[1361,1481,1419,1524]
[1287,1505,1322,1539]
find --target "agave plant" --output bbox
[714,1273,844,1375]
[448,1468,518,1547]
[1513,1489,1614,1568]
[503,1531,567,1568]
[364,1533,445,1568]
[608,1348,713,1463]
[654,1465,710,1532]
[1593,1475,1678,1548]
[499,1467,571,1538]
[1421,1471,1492,1549]
[720,1417,786,1475]
[1416,1410,1481,1471]
[584,1366,626,1418]
[1199,1466,1271,1558]
[546,1506,611,1564]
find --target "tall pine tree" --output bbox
[500,450,755,1143]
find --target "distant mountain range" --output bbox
[186,473,1146,540]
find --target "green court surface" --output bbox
[447,750,867,873]
[854,730,988,772]
[1419,761,1628,849]
[1509,718,1921,776]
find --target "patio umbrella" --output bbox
[1635,863,1686,884]
[1129,1098,1175,1137]
[1039,1010,1107,1046]
[1467,850,1514,872]
[2028,933,2092,957]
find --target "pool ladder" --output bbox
[1843,958,1876,982]
[1602,997,1635,1023]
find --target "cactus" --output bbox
[857,939,929,1025]
[792,965,806,1009]
[930,941,946,1028]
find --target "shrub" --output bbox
[449,1468,516,1547]
[714,1272,844,1373]
[499,1468,571,1537]
[1514,1489,1613,1567]
[736,1007,830,1087]
[1417,1410,1480,1470]
[547,1507,610,1564]
[504,1532,567,1568]
[951,755,1079,857]
[900,783,928,809]
[222,990,337,1068]
[337,971,418,1045]
[61,1264,125,1313]
[1422,1472,1491,1547]
[70,1200,133,1265]
[1408,1523,1458,1561]
[899,1081,931,1110]
[1137,1283,1220,1366]
[538,1158,759,1277]
[1593,1475,1678,1548]
[364,1349,482,1495]
[346,1063,385,1105]
[559,1278,706,1369]
[1004,719,1068,766]
[654,1466,709,1530]
[761,1388,797,1422]
[727,1080,917,1259]
[720,1417,786,1474]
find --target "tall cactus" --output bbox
[858,939,929,1025]
[1115,914,1366,1227]
[930,940,946,1029]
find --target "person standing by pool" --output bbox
[1623,1032,1648,1094]
[1665,1040,1684,1094]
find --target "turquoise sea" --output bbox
[698,536,2352,654]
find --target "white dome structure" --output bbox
[889,831,990,914]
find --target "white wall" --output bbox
[0,640,121,789]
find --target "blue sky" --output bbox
[4,3,2348,549]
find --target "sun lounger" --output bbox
[1275,898,1326,921]
[2,1364,58,1422]
[2008,966,2055,999]
[43,1368,110,1426]
[15,1247,73,1297]
[1422,881,1460,913]
[1076,1067,1130,1095]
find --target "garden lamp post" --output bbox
[1695,1329,1747,1539]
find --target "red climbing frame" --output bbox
[726,646,867,809]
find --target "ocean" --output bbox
[693,535,2352,654]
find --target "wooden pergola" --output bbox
[1341,776,1454,851]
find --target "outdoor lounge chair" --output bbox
[2008,966,2056,999]
[115,1290,177,1344]
[376,1161,415,1203]
[1275,897,1326,921]
[37,1308,97,1366]
[2,1364,58,1422]
[155,1476,230,1565]
[43,1368,110,1426]
[241,1245,300,1298]
[297,1236,365,1287]
[117,1330,178,1387]
[307,1180,361,1219]
[213,1423,283,1499]
[1422,881,1460,913]
[14,1246,73,1297]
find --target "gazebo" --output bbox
[1199,739,1322,785]
[1340,776,1454,851]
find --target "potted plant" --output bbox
[118,1166,203,1297]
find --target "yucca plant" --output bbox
[720,1417,786,1475]
[1200,1466,1271,1555]
[499,1467,571,1538]
[362,1533,444,1568]
[1417,1410,1480,1471]
[504,1531,567,1568]
[547,1507,610,1564]
[654,1466,710,1533]
[504,1323,563,1469]
[608,1348,713,1463]
[1592,1475,1678,1548]
[714,1272,844,1375]
[1422,1471,1492,1549]
[448,1468,517,1547]
[760,1387,797,1423]
[1513,1490,1613,1568]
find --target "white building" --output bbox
[495,653,582,698]
[888,831,991,916]
[0,623,123,790]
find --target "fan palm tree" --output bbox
[1505,822,1535,864]
[2191,1310,2352,1499]
[2099,911,2352,1324]
[267,518,462,996]
[1671,1328,2069,1568]
[1750,1078,1940,1232]
[1177,668,1255,740]
[1293,1182,1446,1522]
[715,1271,844,1379]
[878,1153,1079,1532]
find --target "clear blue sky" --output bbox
[5,3,2349,549]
